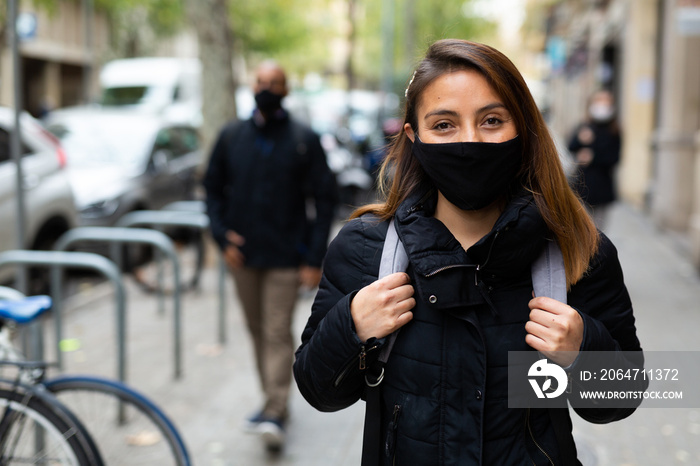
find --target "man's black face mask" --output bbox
[254,89,284,113]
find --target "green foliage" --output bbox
[17,0,495,91]
[229,0,331,71]
[94,0,184,36]
[353,0,497,93]
[226,0,495,93]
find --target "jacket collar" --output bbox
[394,187,549,280]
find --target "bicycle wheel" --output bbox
[0,386,103,465]
[44,375,190,466]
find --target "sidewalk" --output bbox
[52,201,700,465]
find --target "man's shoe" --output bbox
[242,410,266,433]
[258,418,285,452]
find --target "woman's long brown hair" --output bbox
[352,39,599,287]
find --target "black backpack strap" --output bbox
[361,218,406,466]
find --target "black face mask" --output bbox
[254,89,284,113]
[412,135,522,211]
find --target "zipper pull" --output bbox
[392,404,401,422]
[475,264,481,286]
[359,346,367,370]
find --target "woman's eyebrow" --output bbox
[477,102,508,113]
[423,103,508,121]
[423,109,460,120]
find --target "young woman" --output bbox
[568,89,622,230]
[294,39,643,465]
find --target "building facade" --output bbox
[540,0,700,269]
[0,1,109,117]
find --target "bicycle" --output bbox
[0,293,191,466]
[0,296,104,465]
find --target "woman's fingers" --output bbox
[525,296,583,366]
[351,272,415,341]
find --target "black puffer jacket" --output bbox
[294,189,643,465]
[567,122,621,207]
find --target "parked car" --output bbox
[44,107,201,228]
[0,107,78,291]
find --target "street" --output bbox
[50,201,700,465]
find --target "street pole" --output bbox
[82,0,94,104]
[8,0,27,293]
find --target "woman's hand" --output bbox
[525,296,583,367]
[350,272,416,342]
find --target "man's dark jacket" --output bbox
[203,113,337,268]
[294,188,644,465]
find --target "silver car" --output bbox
[44,107,201,227]
[0,107,78,291]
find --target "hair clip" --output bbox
[405,70,417,98]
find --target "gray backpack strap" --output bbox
[531,240,579,465]
[362,218,407,465]
[378,218,409,279]
[531,239,567,303]
[370,219,408,382]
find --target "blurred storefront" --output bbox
[541,0,700,270]
[0,1,109,117]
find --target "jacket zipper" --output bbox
[525,408,554,466]
[424,263,474,278]
[386,404,401,464]
[422,231,502,279]
[333,343,378,387]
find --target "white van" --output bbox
[99,57,202,126]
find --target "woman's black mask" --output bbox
[412,135,522,211]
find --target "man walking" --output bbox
[203,61,337,451]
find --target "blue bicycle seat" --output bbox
[0,295,53,324]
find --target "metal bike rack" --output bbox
[116,209,210,302]
[217,256,227,344]
[54,227,184,380]
[0,250,127,381]
[116,209,209,230]
[162,202,229,346]
[162,200,206,213]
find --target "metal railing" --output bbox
[53,227,184,379]
[0,250,127,381]
[160,202,229,345]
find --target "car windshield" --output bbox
[100,86,149,106]
[47,119,156,168]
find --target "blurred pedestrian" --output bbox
[202,60,337,452]
[567,89,621,230]
[294,39,644,465]
[365,117,402,183]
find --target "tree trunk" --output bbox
[184,0,237,170]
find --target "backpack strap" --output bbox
[531,240,580,465]
[375,218,409,367]
[531,239,567,303]
[361,218,405,466]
